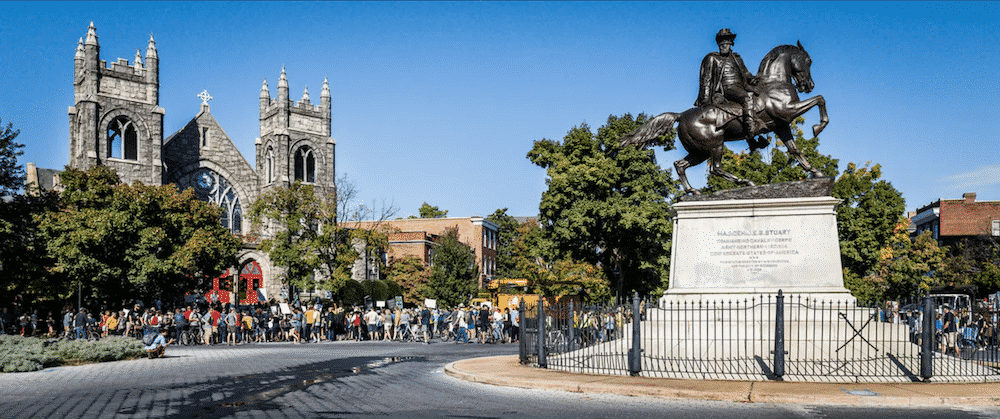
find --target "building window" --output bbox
[201,127,210,148]
[107,116,138,160]
[992,220,1000,236]
[265,147,275,183]
[294,145,315,183]
[190,169,242,234]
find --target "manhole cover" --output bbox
[843,389,878,396]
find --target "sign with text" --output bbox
[668,197,849,294]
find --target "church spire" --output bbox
[321,76,330,99]
[278,67,288,88]
[75,38,84,60]
[260,78,270,98]
[146,33,157,59]
[301,86,310,103]
[134,49,143,68]
[277,67,289,104]
[85,21,98,46]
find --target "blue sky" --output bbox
[1,2,998,218]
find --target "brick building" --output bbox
[911,192,1000,246]
[353,217,500,288]
[29,23,337,304]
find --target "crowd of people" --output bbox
[0,299,523,347]
[900,304,999,355]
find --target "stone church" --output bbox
[57,23,337,304]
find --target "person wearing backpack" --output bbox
[417,306,431,344]
[188,308,202,345]
[144,329,174,359]
[225,308,238,346]
[173,309,187,342]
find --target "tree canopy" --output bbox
[250,175,396,301]
[423,229,478,307]
[0,118,24,197]
[528,113,679,297]
[38,166,242,305]
[416,202,448,219]
[385,255,431,304]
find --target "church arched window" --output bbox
[107,116,138,160]
[294,145,315,183]
[265,147,275,183]
[190,169,242,234]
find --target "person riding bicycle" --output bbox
[187,308,202,344]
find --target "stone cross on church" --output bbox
[198,90,213,105]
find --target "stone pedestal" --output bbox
[661,180,855,305]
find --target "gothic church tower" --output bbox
[68,22,164,185]
[256,68,336,202]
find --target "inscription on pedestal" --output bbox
[666,196,853,297]
[712,229,798,274]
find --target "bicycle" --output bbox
[959,326,981,360]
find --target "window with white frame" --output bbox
[107,116,138,160]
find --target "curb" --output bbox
[444,355,1000,407]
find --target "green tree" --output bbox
[385,255,431,304]
[39,166,241,305]
[0,119,59,300]
[384,278,404,300]
[834,162,907,282]
[338,279,365,306]
[511,222,610,303]
[944,237,1000,296]
[362,279,389,302]
[249,181,326,297]
[0,118,24,196]
[486,208,523,279]
[417,202,448,218]
[424,229,478,307]
[250,176,395,301]
[0,189,60,301]
[528,113,679,297]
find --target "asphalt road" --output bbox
[0,340,997,418]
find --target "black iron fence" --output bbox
[519,291,1000,383]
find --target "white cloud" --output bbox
[943,165,1000,189]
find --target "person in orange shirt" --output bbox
[106,312,119,336]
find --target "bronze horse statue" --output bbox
[620,42,829,194]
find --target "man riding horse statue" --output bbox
[695,28,761,140]
[620,28,829,195]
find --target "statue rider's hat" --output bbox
[716,28,737,45]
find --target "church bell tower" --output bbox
[68,22,164,185]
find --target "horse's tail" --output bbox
[619,112,679,148]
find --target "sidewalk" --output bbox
[444,355,1000,407]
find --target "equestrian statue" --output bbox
[620,28,829,195]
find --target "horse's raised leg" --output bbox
[675,153,708,195]
[810,95,828,137]
[771,95,828,138]
[708,146,756,187]
[775,124,822,178]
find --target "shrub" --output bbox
[0,335,143,373]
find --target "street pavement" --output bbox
[446,355,1000,407]
[1,340,998,418]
